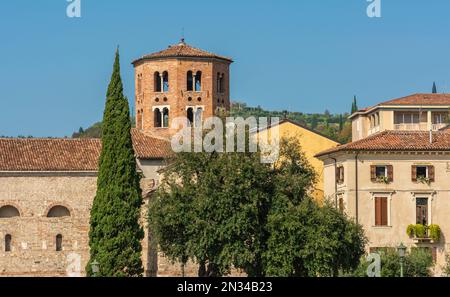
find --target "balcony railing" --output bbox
[368,126,380,135]
[394,123,428,131]
[432,123,447,131]
[394,123,447,131]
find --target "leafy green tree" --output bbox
[87,49,144,277]
[150,134,365,277]
[432,82,437,94]
[150,131,273,276]
[264,198,366,276]
[311,114,319,130]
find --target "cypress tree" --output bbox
[351,96,358,114]
[87,49,144,277]
[432,82,437,94]
[339,114,344,131]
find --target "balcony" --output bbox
[394,123,447,131]
[368,126,380,135]
[406,224,441,243]
[394,123,428,131]
[432,123,447,131]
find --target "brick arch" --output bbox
[44,203,74,218]
[0,202,23,217]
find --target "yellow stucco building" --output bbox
[257,119,340,202]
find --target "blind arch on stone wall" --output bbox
[47,205,71,218]
[0,205,20,218]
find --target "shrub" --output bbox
[405,248,433,277]
[349,247,434,277]
[443,254,450,276]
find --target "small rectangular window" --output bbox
[375,166,387,178]
[416,166,427,179]
[336,166,344,184]
[375,197,388,226]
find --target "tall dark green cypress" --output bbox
[339,114,344,131]
[87,49,144,277]
[351,96,358,114]
[432,82,437,94]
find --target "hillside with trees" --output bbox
[73,99,357,144]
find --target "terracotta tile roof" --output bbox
[0,129,171,172]
[349,93,450,118]
[315,130,450,157]
[132,40,233,64]
[379,93,450,106]
[130,129,172,160]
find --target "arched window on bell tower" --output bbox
[194,107,203,127]
[154,108,162,128]
[187,71,193,91]
[195,71,202,92]
[162,108,169,128]
[162,71,169,92]
[154,72,161,92]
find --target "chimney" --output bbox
[429,129,433,144]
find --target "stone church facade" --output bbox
[0,41,232,277]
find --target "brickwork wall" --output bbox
[134,58,231,140]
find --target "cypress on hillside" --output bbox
[87,49,144,277]
[351,96,358,114]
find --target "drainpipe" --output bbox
[355,153,359,224]
[331,157,338,208]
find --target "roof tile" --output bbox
[315,130,450,157]
[0,129,171,172]
[132,40,233,64]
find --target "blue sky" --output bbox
[2,0,450,137]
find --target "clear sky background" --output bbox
[1,0,450,137]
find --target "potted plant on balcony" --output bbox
[406,224,415,238]
[417,176,431,185]
[376,175,390,184]
[406,224,441,243]
[429,224,441,242]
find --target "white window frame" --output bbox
[415,165,429,179]
[152,105,170,129]
[411,191,436,225]
[375,165,388,178]
[185,105,205,127]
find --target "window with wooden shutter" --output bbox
[336,166,344,184]
[370,165,376,182]
[412,165,417,182]
[375,197,388,226]
[387,165,393,182]
[428,165,435,182]
[339,197,344,212]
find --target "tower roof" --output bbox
[132,39,233,65]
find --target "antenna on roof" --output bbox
[180,27,186,45]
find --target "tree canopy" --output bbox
[149,132,366,277]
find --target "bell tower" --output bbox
[132,39,233,139]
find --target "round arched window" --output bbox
[47,206,71,218]
[0,206,20,218]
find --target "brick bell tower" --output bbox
[132,39,233,139]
